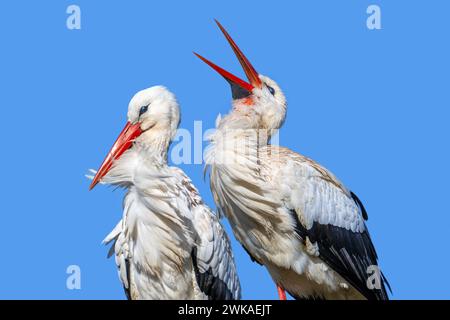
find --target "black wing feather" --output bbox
[291,191,390,300]
[191,247,235,300]
[123,258,131,300]
[351,191,369,220]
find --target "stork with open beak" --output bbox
[88,86,241,300]
[195,21,391,300]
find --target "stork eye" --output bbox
[267,85,275,96]
[139,105,149,116]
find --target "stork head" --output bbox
[127,86,180,141]
[89,86,180,190]
[195,20,287,133]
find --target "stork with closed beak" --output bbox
[195,21,391,300]
[88,86,241,300]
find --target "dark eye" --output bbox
[267,85,275,95]
[139,105,149,116]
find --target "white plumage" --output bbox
[90,86,240,300]
[197,21,390,300]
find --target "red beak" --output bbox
[194,20,262,98]
[89,121,142,190]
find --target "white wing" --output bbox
[169,167,241,300]
[191,205,241,300]
[272,146,390,300]
[103,219,131,299]
[276,150,365,232]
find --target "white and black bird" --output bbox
[195,21,391,300]
[88,86,241,300]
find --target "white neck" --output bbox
[213,108,273,150]
[135,128,174,164]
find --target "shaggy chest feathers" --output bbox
[102,146,202,299]
[205,127,299,266]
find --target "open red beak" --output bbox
[194,20,262,99]
[89,121,142,190]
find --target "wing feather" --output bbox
[273,146,390,300]
[103,220,132,300]
[191,206,241,300]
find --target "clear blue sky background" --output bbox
[0,1,448,299]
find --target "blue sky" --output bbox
[0,1,449,299]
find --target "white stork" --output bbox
[88,86,241,300]
[195,21,391,300]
